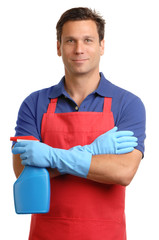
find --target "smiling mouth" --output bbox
[72,59,88,63]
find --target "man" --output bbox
[12,7,146,240]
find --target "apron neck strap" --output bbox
[47,98,58,113]
[103,97,112,113]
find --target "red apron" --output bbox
[29,97,126,240]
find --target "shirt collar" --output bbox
[94,72,114,97]
[49,72,114,99]
[48,76,66,99]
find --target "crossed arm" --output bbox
[87,149,142,186]
[13,149,142,186]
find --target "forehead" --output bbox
[61,20,98,38]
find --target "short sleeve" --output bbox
[14,93,41,141]
[116,95,146,156]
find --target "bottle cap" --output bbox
[10,136,39,142]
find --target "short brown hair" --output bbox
[56,7,105,43]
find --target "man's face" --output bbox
[57,20,104,76]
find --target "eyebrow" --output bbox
[64,36,95,40]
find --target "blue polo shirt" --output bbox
[14,73,146,155]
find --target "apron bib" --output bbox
[29,97,126,240]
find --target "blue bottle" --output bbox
[11,136,50,214]
[14,166,50,214]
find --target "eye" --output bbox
[85,39,93,43]
[66,39,74,43]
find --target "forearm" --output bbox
[47,168,61,178]
[87,149,142,186]
[13,154,24,178]
[13,154,60,179]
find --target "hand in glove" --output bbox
[84,126,138,155]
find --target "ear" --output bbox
[100,39,105,56]
[57,41,61,56]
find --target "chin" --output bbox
[71,67,93,75]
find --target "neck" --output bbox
[64,70,101,106]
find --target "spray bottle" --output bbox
[10,136,50,214]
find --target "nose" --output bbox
[75,41,84,55]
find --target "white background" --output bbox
[0,0,158,239]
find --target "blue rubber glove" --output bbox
[84,126,138,155]
[12,141,92,178]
